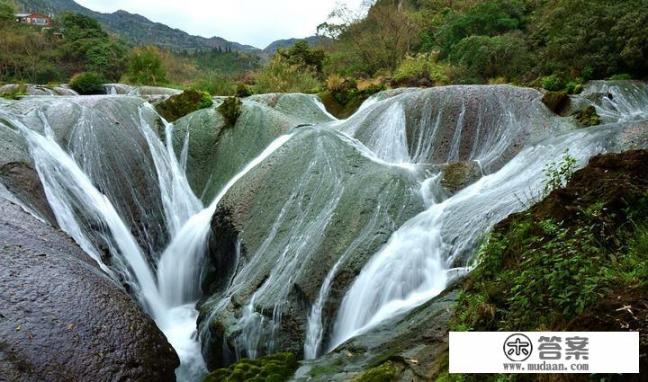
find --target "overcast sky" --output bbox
[75,0,365,48]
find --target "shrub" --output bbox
[191,72,236,96]
[218,96,242,126]
[69,72,105,95]
[448,34,530,83]
[124,46,168,86]
[235,83,252,97]
[565,80,583,94]
[254,55,321,94]
[543,149,577,194]
[393,53,451,86]
[155,89,213,122]
[540,74,564,91]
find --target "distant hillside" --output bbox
[263,36,330,55]
[15,0,259,53]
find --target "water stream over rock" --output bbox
[1,82,646,380]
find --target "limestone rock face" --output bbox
[0,199,179,381]
[198,128,424,368]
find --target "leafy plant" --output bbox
[69,72,105,95]
[543,149,577,195]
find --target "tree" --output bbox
[449,33,530,82]
[277,41,326,75]
[323,0,420,75]
[0,0,16,26]
[124,46,168,85]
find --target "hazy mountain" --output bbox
[15,0,260,53]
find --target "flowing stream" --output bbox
[0,82,646,378]
[0,99,293,381]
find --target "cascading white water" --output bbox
[329,128,612,348]
[0,99,294,381]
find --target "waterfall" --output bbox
[329,127,613,349]
[0,98,293,381]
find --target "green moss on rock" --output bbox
[155,89,213,122]
[203,352,298,382]
[573,105,601,127]
[541,91,569,115]
[218,96,243,126]
[353,361,398,382]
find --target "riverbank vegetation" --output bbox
[3,0,646,101]
[445,150,648,381]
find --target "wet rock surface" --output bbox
[0,198,179,381]
[173,93,333,201]
[293,289,458,381]
[198,128,424,368]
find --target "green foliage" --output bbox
[393,53,450,85]
[253,55,321,94]
[565,80,583,94]
[452,151,648,334]
[540,74,564,91]
[203,352,298,382]
[448,33,529,83]
[190,71,237,96]
[0,0,16,25]
[353,361,398,382]
[235,83,252,98]
[57,12,127,82]
[435,0,527,57]
[155,89,213,122]
[277,41,326,75]
[543,149,577,195]
[69,72,105,95]
[218,96,242,126]
[124,46,168,86]
[531,0,648,79]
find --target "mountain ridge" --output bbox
[15,0,260,53]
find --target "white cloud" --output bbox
[75,0,364,48]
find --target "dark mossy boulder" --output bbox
[203,352,298,382]
[573,105,601,127]
[541,90,570,115]
[0,198,179,381]
[156,89,214,122]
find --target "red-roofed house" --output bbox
[16,12,52,27]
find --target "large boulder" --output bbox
[197,127,425,368]
[173,93,334,202]
[1,96,172,260]
[0,198,179,381]
[338,85,567,173]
